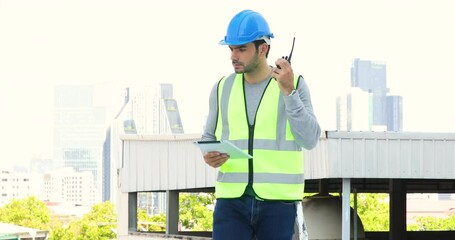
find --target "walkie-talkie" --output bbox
[277,37,296,69]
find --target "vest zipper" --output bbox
[248,124,254,185]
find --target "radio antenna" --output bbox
[287,37,295,64]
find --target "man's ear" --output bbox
[261,44,269,55]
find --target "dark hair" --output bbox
[253,40,271,58]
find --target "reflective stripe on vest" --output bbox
[214,73,304,200]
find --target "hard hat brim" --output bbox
[219,35,273,46]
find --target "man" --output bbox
[201,9,320,240]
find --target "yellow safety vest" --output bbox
[215,73,304,201]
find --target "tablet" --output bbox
[194,140,252,159]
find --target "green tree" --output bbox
[408,214,455,230]
[48,221,75,240]
[0,196,50,230]
[179,192,215,231]
[49,201,117,240]
[351,193,455,231]
[76,201,117,239]
[137,209,166,232]
[352,193,389,231]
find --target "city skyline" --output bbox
[1,0,455,168]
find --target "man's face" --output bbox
[229,42,260,74]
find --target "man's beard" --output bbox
[233,53,260,74]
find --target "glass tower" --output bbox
[54,85,106,202]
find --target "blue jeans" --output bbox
[213,195,297,240]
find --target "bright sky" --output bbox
[1,0,454,168]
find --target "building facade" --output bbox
[43,167,96,205]
[0,170,43,206]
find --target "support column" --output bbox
[389,179,407,240]
[342,178,351,240]
[318,179,329,195]
[128,192,137,232]
[166,190,179,235]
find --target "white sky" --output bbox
[1,0,454,167]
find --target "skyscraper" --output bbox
[54,85,106,202]
[336,88,373,131]
[102,88,130,202]
[157,83,184,134]
[124,83,184,135]
[386,96,403,132]
[351,58,388,126]
[102,83,183,202]
[339,58,403,131]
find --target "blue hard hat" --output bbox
[220,10,274,45]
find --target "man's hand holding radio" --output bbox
[272,58,295,96]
